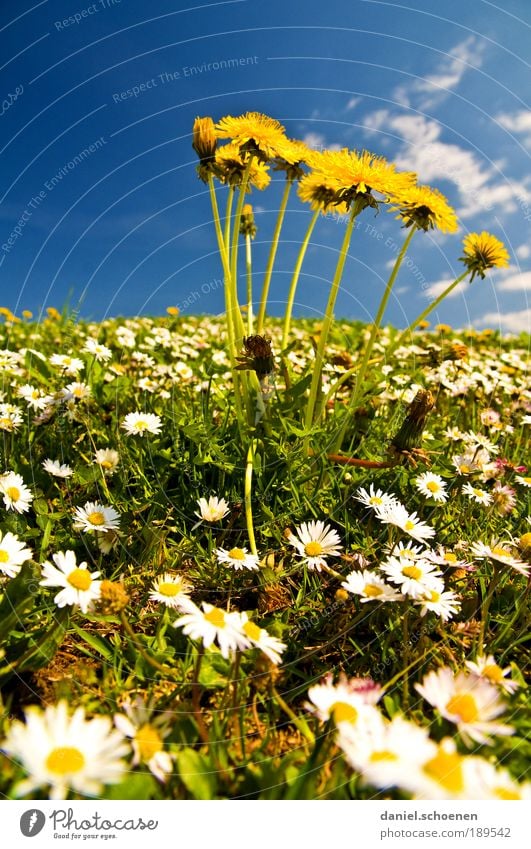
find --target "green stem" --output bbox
[245,233,254,335]
[332,226,418,452]
[271,685,315,744]
[224,186,235,254]
[281,207,320,349]
[230,159,253,347]
[304,204,359,432]
[477,567,505,651]
[391,270,469,355]
[245,439,258,556]
[257,179,293,334]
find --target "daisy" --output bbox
[375,502,436,543]
[465,655,519,695]
[96,529,123,555]
[443,426,465,441]
[121,412,162,437]
[491,483,516,515]
[398,738,481,800]
[470,541,529,575]
[414,472,448,503]
[0,404,23,432]
[381,557,443,598]
[149,573,194,610]
[0,530,33,578]
[114,697,173,783]
[0,471,33,513]
[470,759,531,801]
[40,550,101,614]
[342,570,404,603]
[17,384,53,411]
[415,666,513,746]
[306,674,382,728]
[94,448,120,476]
[238,612,286,665]
[63,381,91,401]
[463,430,499,455]
[384,541,426,560]
[49,353,84,374]
[83,338,112,361]
[2,700,129,799]
[424,546,473,570]
[73,501,121,534]
[337,713,434,791]
[42,458,73,478]
[195,495,230,522]
[515,474,531,488]
[354,484,398,512]
[462,482,493,506]
[215,546,260,571]
[287,520,343,571]
[415,587,461,621]
[173,601,250,659]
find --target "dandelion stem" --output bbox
[245,439,258,556]
[245,233,254,335]
[477,566,506,650]
[332,225,418,452]
[282,207,320,349]
[230,159,253,346]
[224,186,235,254]
[391,270,469,354]
[304,204,359,434]
[257,179,293,333]
[271,684,315,744]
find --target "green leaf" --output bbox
[177,748,217,799]
[0,563,40,642]
[71,623,115,662]
[106,772,158,800]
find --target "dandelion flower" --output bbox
[215,545,260,571]
[287,520,343,571]
[121,412,162,437]
[73,501,121,534]
[0,471,33,513]
[2,700,129,799]
[0,531,33,578]
[391,184,458,233]
[215,111,287,161]
[40,550,101,614]
[460,231,510,280]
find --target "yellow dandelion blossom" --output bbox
[298,171,349,214]
[274,137,312,181]
[308,148,416,209]
[391,184,459,233]
[215,112,287,161]
[460,232,510,279]
[215,142,271,190]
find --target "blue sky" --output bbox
[1,0,530,332]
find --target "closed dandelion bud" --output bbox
[335,588,349,603]
[240,203,257,238]
[97,580,129,614]
[390,389,435,453]
[518,532,531,560]
[192,116,218,182]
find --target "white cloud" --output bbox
[497,110,531,145]
[345,96,361,111]
[496,270,531,292]
[423,278,468,299]
[302,132,341,151]
[475,310,531,333]
[516,244,531,260]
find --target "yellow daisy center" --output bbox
[523,477,531,485]
[87,511,105,526]
[494,787,520,800]
[158,581,181,597]
[101,460,113,469]
[459,464,470,474]
[369,496,383,505]
[228,547,246,561]
[492,547,510,558]
[73,387,84,397]
[423,749,464,793]
[0,549,9,563]
[364,583,383,597]
[134,420,147,430]
[404,520,415,531]
[428,590,441,602]
[330,701,358,724]
[135,725,162,760]
[67,568,92,591]
[426,481,440,493]
[446,693,479,723]
[473,489,484,498]
[304,541,323,557]
[444,553,457,563]
[204,607,226,628]
[482,664,503,683]
[0,417,13,429]
[401,549,415,558]
[6,486,20,501]
[370,750,398,762]
[46,746,86,775]
[242,620,262,641]
[402,565,422,580]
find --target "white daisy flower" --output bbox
[384,541,427,560]
[121,412,162,437]
[461,482,493,505]
[287,520,343,571]
[415,586,461,621]
[342,570,404,603]
[515,474,531,488]
[17,384,53,411]
[354,484,398,512]
[63,381,91,401]
[94,448,120,476]
[415,666,513,746]
[424,546,473,570]
[443,426,465,442]
[114,697,173,783]
[173,601,250,658]
[380,557,443,599]
[238,612,286,665]
[463,430,499,455]
[468,759,531,801]
[414,472,448,503]
[215,546,260,571]
[95,529,123,555]
[195,495,230,522]
[42,459,73,478]
[375,502,436,543]
[149,573,194,610]
[470,541,529,575]
[465,655,519,695]
[40,550,101,614]
[452,448,489,476]
[2,700,129,799]
[0,471,33,513]
[0,404,23,432]
[0,531,33,578]
[73,501,121,534]
[398,738,483,800]
[83,338,112,362]
[306,674,382,727]
[49,353,84,374]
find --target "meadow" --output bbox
[0,111,529,801]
